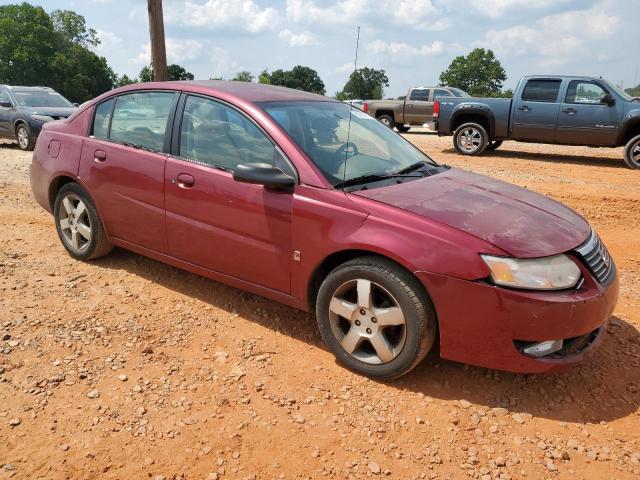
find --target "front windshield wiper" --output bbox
[333,172,423,189]
[394,160,432,175]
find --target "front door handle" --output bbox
[94,150,107,162]
[407,104,413,108]
[517,105,531,112]
[562,108,577,115]
[176,173,195,189]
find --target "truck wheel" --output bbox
[396,125,410,133]
[377,114,395,129]
[485,140,503,151]
[453,122,488,155]
[623,134,640,169]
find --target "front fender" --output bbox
[619,108,640,144]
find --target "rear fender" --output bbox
[450,104,496,137]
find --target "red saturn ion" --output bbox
[29,81,619,379]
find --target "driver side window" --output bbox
[0,90,12,105]
[565,81,607,105]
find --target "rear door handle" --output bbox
[94,150,107,162]
[562,108,577,114]
[176,173,195,189]
[517,106,531,112]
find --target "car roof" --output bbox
[521,75,603,81]
[0,85,56,91]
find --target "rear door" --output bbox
[511,78,562,142]
[556,79,622,146]
[164,94,293,293]
[403,88,432,124]
[78,90,178,253]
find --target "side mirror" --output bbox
[601,93,615,106]
[233,162,295,190]
[0,101,12,108]
[72,102,79,108]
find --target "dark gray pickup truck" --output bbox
[433,75,640,169]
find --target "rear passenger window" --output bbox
[109,91,177,151]
[521,80,561,103]
[179,95,275,170]
[409,89,430,101]
[433,88,451,98]
[92,99,114,139]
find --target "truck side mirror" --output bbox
[601,93,615,106]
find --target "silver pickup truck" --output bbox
[363,86,468,132]
[433,75,640,169]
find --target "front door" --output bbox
[0,90,13,136]
[78,90,178,253]
[556,80,622,146]
[164,94,293,293]
[403,88,432,125]
[511,78,562,142]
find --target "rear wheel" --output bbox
[54,183,112,260]
[377,114,395,129]
[16,123,35,151]
[453,122,488,155]
[396,125,410,133]
[485,139,503,151]
[316,256,437,379]
[623,134,640,169]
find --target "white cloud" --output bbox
[462,0,570,18]
[473,2,620,67]
[129,38,204,68]
[368,39,445,58]
[167,0,279,33]
[210,47,244,78]
[278,29,320,47]
[93,29,122,55]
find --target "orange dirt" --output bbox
[0,134,638,480]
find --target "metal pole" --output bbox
[147,0,168,81]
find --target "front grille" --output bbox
[574,232,615,286]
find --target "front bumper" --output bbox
[416,266,619,373]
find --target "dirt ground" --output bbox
[0,133,638,480]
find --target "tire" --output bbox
[485,139,503,151]
[377,114,395,129]
[623,134,640,169]
[315,256,437,379]
[53,183,113,260]
[453,122,488,156]
[396,125,410,133]
[16,123,35,151]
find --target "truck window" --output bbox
[434,88,453,99]
[521,79,561,103]
[565,81,607,105]
[409,89,430,101]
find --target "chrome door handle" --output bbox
[518,106,530,112]
[562,108,577,115]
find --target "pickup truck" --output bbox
[433,75,640,169]
[363,86,468,132]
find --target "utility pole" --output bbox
[147,0,168,81]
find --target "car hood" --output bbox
[353,168,590,258]
[21,106,76,118]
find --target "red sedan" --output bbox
[29,81,619,379]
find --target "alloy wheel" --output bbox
[328,278,407,365]
[632,139,640,166]
[17,126,29,149]
[57,193,92,253]
[458,127,482,153]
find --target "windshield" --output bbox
[449,88,470,98]
[602,80,634,101]
[259,101,438,187]
[13,90,73,108]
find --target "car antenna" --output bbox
[343,25,360,187]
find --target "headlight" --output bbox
[481,254,581,290]
[31,114,54,122]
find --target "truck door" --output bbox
[511,78,562,142]
[404,88,431,125]
[556,79,621,146]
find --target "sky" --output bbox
[4,0,639,97]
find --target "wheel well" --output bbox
[452,113,491,137]
[622,121,640,145]
[48,176,76,210]
[375,110,395,121]
[13,119,26,135]
[307,249,420,310]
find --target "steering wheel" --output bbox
[335,142,359,159]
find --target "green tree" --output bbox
[625,84,640,97]
[439,48,507,97]
[51,9,99,47]
[0,3,56,85]
[339,67,389,100]
[232,71,254,82]
[260,66,325,94]
[139,65,153,82]
[115,74,137,87]
[168,64,194,81]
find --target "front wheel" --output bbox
[316,256,437,379]
[16,124,35,151]
[623,134,640,169]
[377,114,395,129]
[453,122,488,155]
[396,125,410,133]
[485,139,503,151]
